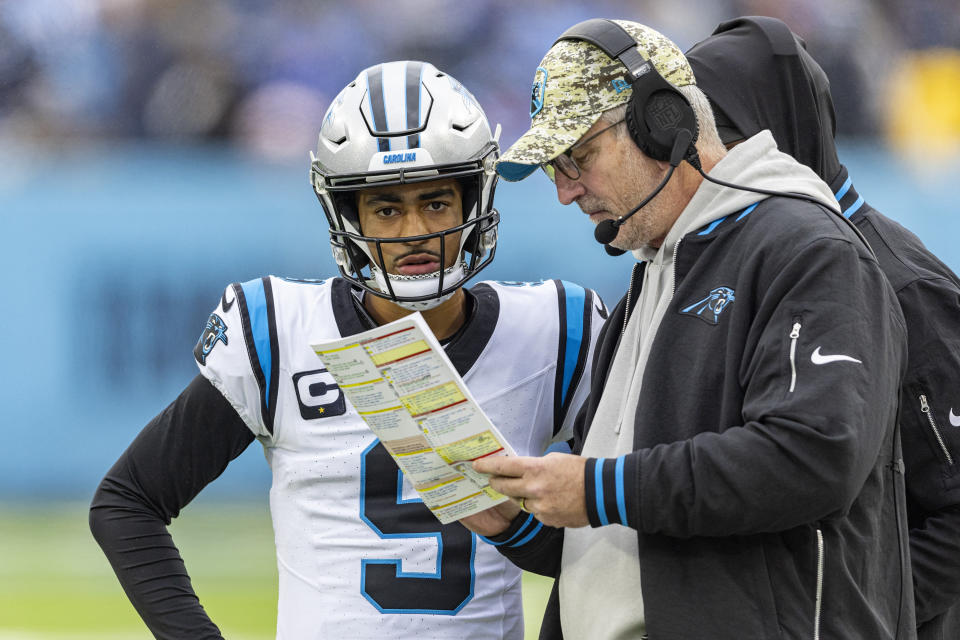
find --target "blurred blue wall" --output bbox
[2,143,957,500]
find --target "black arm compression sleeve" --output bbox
[89,374,256,640]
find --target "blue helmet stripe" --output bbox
[405,61,423,149]
[367,66,391,152]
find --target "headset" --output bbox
[555,19,872,258]
[555,19,699,166]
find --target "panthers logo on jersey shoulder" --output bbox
[194,312,228,365]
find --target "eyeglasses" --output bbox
[542,119,624,183]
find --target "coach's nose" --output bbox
[554,170,586,205]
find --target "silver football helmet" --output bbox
[310,61,500,310]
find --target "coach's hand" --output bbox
[473,453,588,528]
[460,500,522,537]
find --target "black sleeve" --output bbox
[482,511,565,578]
[891,277,960,624]
[89,374,256,640]
[911,505,960,626]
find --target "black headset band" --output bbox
[555,19,653,81]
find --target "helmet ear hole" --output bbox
[464,228,480,256]
[346,242,370,272]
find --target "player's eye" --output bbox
[376,206,401,218]
[425,201,449,213]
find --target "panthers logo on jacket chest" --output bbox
[680,286,736,325]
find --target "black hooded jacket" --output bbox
[688,16,960,640]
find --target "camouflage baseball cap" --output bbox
[497,19,696,182]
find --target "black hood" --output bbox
[686,16,843,184]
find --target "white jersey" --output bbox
[196,276,604,639]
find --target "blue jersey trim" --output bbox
[834,175,853,202]
[595,458,609,526]
[396,469,422,504]
[614,456,627,525]
[697,214,729,236]
[240,278,272,411]
[698,202,761,236]
[509,521,544,548]
[735,202,760,221]
[486,513,536,547]
[843,195,864,219]
[560,280,586,407]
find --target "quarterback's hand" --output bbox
[473,453,588,528]
[459,500,522,537]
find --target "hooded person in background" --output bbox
[460,17,914,639]
[687,16,960,640]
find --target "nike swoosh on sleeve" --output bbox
[221,288,235,312]
[594,298,608,320]
[950,408,960,427]
[810,346,862,365]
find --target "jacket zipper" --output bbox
[920,394,954,465]
[813,528,824,640]
[789,319,802,393]
[670,236,683,299]
[621,263,640,339]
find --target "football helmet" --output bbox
[310,61,500,310]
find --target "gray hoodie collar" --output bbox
[633,130,839,263]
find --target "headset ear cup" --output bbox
[624,91,653,158]
[643,90,699,161]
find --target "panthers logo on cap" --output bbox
[194,312,228,365]
[530,66,548,118]
[680,286,736,325]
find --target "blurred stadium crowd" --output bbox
[1,0,958,162]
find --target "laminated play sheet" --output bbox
[311,312,514,524]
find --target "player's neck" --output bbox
[364,288,468,341]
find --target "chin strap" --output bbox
[368,261,467,310]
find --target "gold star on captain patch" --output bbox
[317,407,325,414]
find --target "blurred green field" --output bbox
[0,501,552,639]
